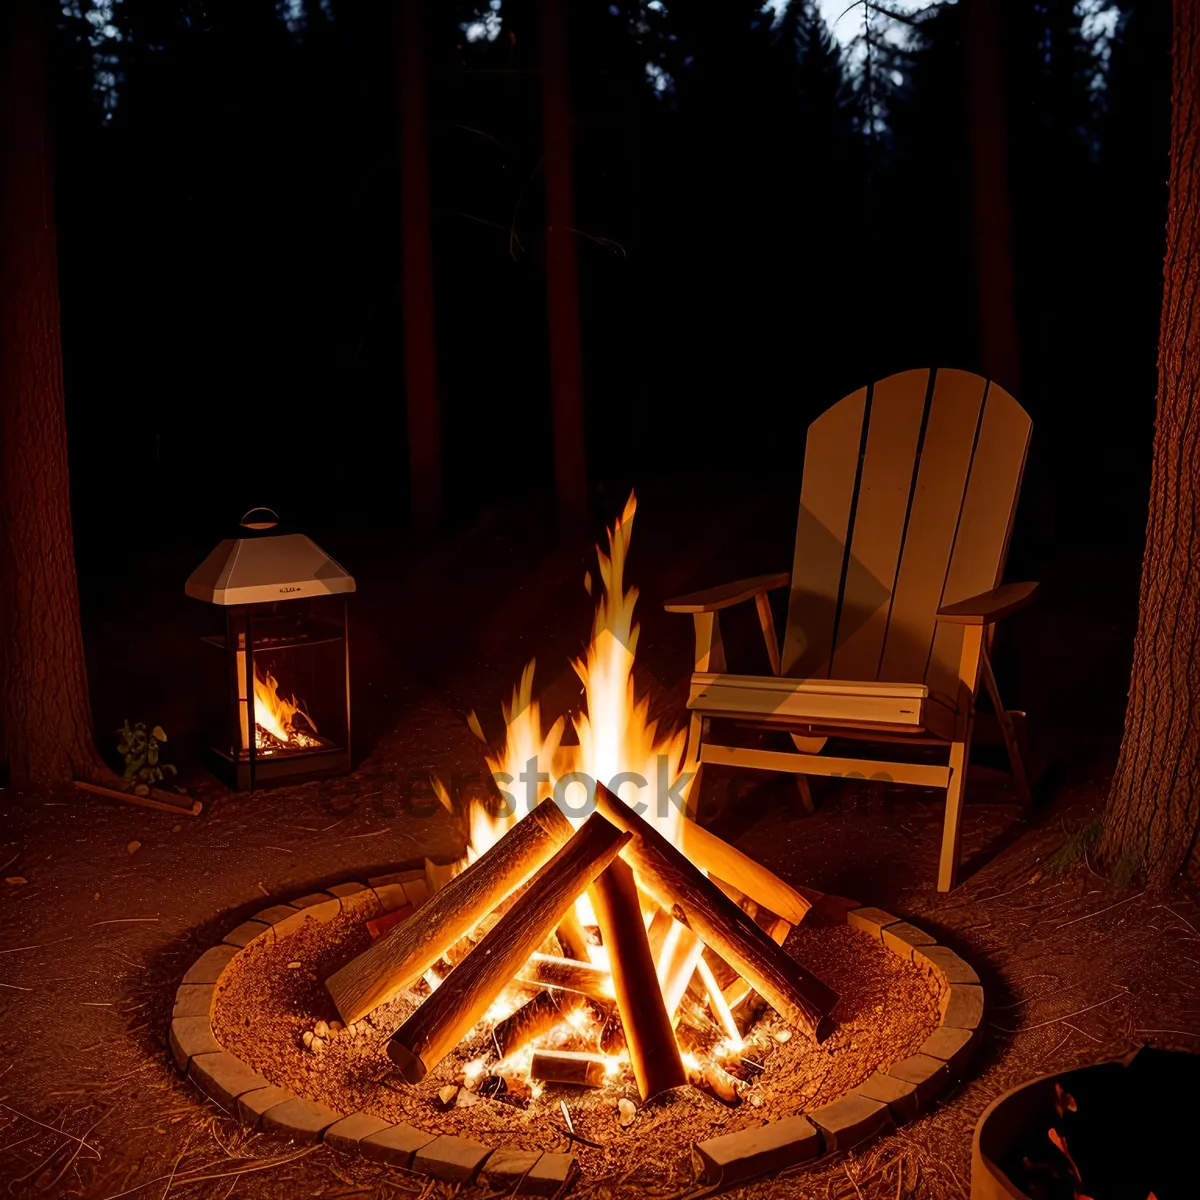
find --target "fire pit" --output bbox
[170,497,986,1190]
[175,875,981,1191]
[185,508,354,791]
[972,1047,1196,1200]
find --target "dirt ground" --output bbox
[2,484,1197,1199]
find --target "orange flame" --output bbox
[462,493,696,974]
[252,665,318,748]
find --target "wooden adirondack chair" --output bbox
[665,368,1037,892]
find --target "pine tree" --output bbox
[1,0,109,788]
[1100,0,1200,888]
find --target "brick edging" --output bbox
[171,879,982,1194]
[692,895,984,1187]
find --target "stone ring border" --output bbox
[170,877,984,1195]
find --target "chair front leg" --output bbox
[693,611,727,674]
[938,624,985,892]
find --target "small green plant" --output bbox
[117,720,178,796]
[1044,818,1102,877]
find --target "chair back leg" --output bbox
[979,650,1033,808]
[938,624,985,892]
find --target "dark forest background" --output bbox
[47,0,1170,575]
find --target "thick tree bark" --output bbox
[0,0,107,788]
[1101,0,1200,887]
[398,0,442,531]
[540,0,588,518]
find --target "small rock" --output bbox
[751,1095,764,1107]
[310,1036,326,1054]
[329,1020,344,1034]
[775,1030,792,1043]
[172,825,181,833]
[287,961,302,969]
[439,1085,459,1108]
[618,1098,637,1127]
[456,1089,480,1108]
[302,1031,314,1048]
[93,892,100,900]
[314,1020,330,1040]
[127,841,141,855]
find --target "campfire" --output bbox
[323,496,838,1108]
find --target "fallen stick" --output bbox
[679,820,811,924]
[74,780,202,817]
[515,953,614,1002]
[530,1050,607,1087]
[386,814,630,1082]
[592,783,837,1041]
[327,798,574,1024]
[588,857,686,1101]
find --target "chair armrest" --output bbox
[664,572,790,614]
[936,581,1039,625]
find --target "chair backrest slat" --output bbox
[781,368,1030,694]
[924,382,1031,699]
[877,369,990,686]
[828,369,929,681]
[780,386,868,679]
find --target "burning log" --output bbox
[554,908,591,961]
[679,820,811,925]
[648,909,707,1020]
[514,953,614,1002]
[493,991,565,1059]
[696,955,742,1045]
[386,815,630,1082]
[588,858,687,1101]
[326,799,574,1024]
[591,783,837,1042]
[722,915,790,1012]
[530,1050,608,1088]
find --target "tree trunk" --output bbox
[0,0,106,789]
[398,0,442,531]
[964,0,1022,395]
[540,0,588,518]
[1101,0,1200,887]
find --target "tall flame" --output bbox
[467,493,689,932]
[252,666,317,747]
[567,494,687,842]
[474,494,687,849]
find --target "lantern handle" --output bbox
[240,507,280,531]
